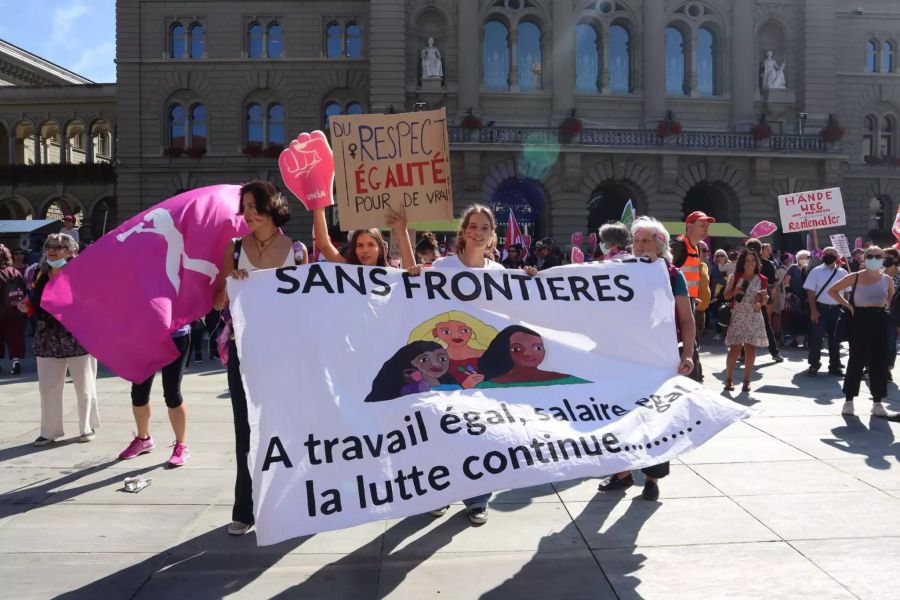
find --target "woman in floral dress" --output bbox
[723,249,769,393]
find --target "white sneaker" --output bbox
[227,521,252,536]
[841,401,854,416]
[467,507,488,525]
[871,403,896,418]
[78,430,96,443]
[429,505,449,517]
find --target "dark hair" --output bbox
[0,244,11,268]
[599,222,631,250]
[745,238,762,254]
[239,180,291,227]
[365,341,455,402]
[735,249,761,277]
[344,229,388,267]
[415,232,439,257]
[479,325,542,381]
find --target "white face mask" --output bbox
[865,257,884,272]
[798,258,809,267]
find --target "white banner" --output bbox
[229,261,750,545]
[830,233,852,258]
[778,187,846,233]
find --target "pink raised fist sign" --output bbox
[278,131,336,211]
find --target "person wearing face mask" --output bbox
[804,247,848,376]
[783,250,811,348]
[828,246,896,418]
[598,222,632,260]
[18,234,100,446]
[882,247,900,377]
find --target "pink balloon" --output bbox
[278,131,335,211]
[749,221,778,238]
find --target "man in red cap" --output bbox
[61,215,80,246]
[670,211,714,381]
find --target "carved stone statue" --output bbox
[421,37,443,79]
[761,50,786,91]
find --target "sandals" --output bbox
[723,378,734,392]
[742,379,751,393]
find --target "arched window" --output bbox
[346,23,362,58]
[248,23,263,58]
[483,20,510,90]
[191,104,207,148]
[884,41,895,73]
[867,39,879,72]
[268,104,285,146]
[666,27,686,95]
[247,103,264,145]
[171,23,186,58]
[575,23,598,92]
[697,27,716,96]
[609,24,631,94]
[346,102,363,115]
[863,115,876,158]
[881,116,895,157]
[268,23,284,58]
[870,197,887,229]
[326,23,342,58]
[324,102,342,129]
[169,105,186,148]
[517,22,542,90]
[190,23,205,58]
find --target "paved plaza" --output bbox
[1,341,900,600]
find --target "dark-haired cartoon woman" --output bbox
[477,325,588,388]
[365,341,459,402]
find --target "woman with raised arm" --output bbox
[311,206,415,268]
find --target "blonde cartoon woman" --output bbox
[408,311,498,388]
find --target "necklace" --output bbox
[253,230,279,258]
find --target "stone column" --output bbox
[7,135,15,165]
[730,0,755,130]
[85,129,94,164]
[688,32,699,97]
[457,0,480,113]
[642,0,666,126]
[58,132,68,165]
[551,0,574,116]
[600,32,611,94]
[508,28,519,89]
[368,0,407,113]
[32,131,41,165]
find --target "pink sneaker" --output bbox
[119,434,154,460]
[167,442,190,467]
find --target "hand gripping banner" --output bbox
[228,260,750,545]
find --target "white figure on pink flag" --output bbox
[117,208,219,292]
[278,131,336,211]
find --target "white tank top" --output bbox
[237,242,295,271]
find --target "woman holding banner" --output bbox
[214,180,297,536]
[828,246,897,418]
[312,206,416,268]
[596,216,694,501]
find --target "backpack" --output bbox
[2,275,25,309]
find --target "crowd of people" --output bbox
[2,182,898,537]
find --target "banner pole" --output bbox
[812,229,819,250]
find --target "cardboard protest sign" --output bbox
[830,234,852,258]
[777,187,846,233]
[330,109,453,231]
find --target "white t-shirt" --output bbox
[803,264,848,305]
[431,255,505,270]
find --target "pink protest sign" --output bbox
[278,131,336,211]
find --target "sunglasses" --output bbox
[866,254,885,260]
[45,245,65,250]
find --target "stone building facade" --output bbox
[6,1,900,249]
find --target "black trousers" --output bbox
[761,305,779,357]
[131,333,191,408]
[642,462,670,479]
[228,339,254,524]
[843,308,890,401]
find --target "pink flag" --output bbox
[41,185,248,383]
[749,221,778,238]
[505,210,525,250]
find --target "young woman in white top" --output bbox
[213,180,296,536]
[410,204,536,525]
